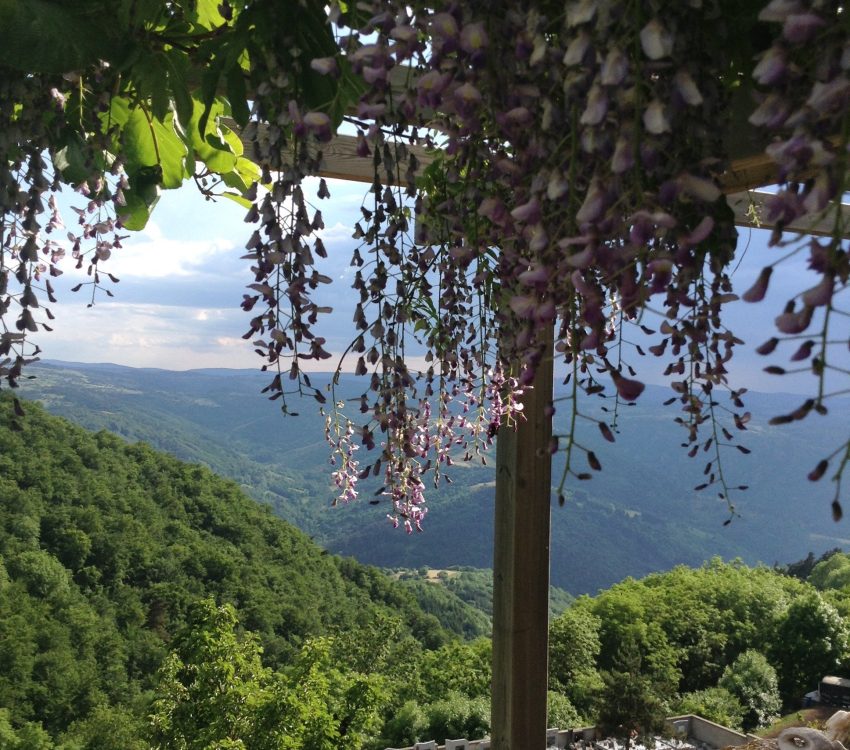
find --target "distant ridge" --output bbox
[20,360,850,594]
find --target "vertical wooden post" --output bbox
[491,334,554,750]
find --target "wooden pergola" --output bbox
[234,90,848,750]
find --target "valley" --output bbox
[18,360,850,594]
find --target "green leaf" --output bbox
[52,137,92,185]
[118,182,160,231]
[236,156,260,184]
[220,191,253,209]
[220,156,260,194]
[122,107,189,190]
[220,122,244,157]
[105,96,133,129]
[293,4,361,129]
[201,138,238,174]
[121,107,160,178]
[226,65,249,127]
[190,0,228,31]
[189,97,238,174]
[0,0,132,73]
[163,52,194,131]
[199,56,228,137]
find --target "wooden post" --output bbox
[491,332,554,750]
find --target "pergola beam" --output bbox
[233,128,848,238]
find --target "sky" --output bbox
[45,176,369,371]
[38,176,835,397]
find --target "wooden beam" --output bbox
[491,332,554,750]
[230,127,848,238]
[727,189,850,238]
[720,154,782,194]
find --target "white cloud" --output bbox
[139,219,164,242]
[103,236,237,280]
[32,298,427,374]
[316,220,355,246]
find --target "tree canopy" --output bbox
[2,0,849,525]
[2,399,848,745]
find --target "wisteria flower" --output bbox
[310,57,339,77]
[563,31,592,66]
[673,70,703,106]
[303,112,332,141]
[801,275,834,307]
[742,266,772,302]
[580,85,608,125]
[783,12,826,43]
[643,99,671,134]
[753,47,787,85]
[600,48,628,86]
[460,22,488,57]
[640,19,674,60]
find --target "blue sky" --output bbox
[40,178,831,396]
[45,176,369,370]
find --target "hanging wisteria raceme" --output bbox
[0,66,125,392]
[744,0,850,519]
[0,73,56,386]
[279,0,752,519]
[1,0,849,524]
[236,0,535,529]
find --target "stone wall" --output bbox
[385,714,753,750]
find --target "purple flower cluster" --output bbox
[243,0,810,521]
[746,0,850,515]
[326,410,360,505]
[323,0,755,506]
[0,67,124,387]
[3,0,849,523]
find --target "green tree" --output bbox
[548,606,603,718]
[784,550,842,583]
[672,688,744,730]
[378,701,428,749]
[809,553,850,592]
[421,691,490,746]
[149,600,273,749]
[59,705,147,750]
[597,631,670,748]
[718,650,781,731]
[771,593,849,705]
[0,709,54,750]
[416,639,492,703]
[547,691,581,730]
[149,600,385,750]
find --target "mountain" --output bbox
[0,394,470,743]
[16,360,850,594]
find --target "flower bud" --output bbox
[742,266,772,302]
[783,12,826,43]
[600,48,628,86]
[310,57,339,77]
[674,70,703,106]
[640,19,674,60]
[612,371,645,401]
[643,100,671,134]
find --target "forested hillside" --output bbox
[20,361,850,594]
[0,396,473,747]
[392,566,574,636]
[4,393,850,748]
[547,556,850,739]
